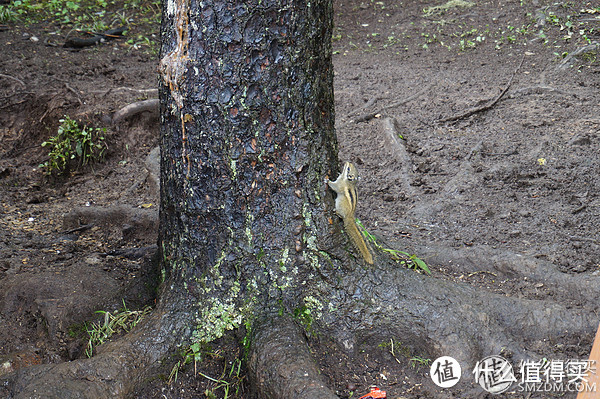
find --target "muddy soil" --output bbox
[1,0,600,398]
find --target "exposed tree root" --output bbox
[380,116,415,196]
[411,244,600,306]
[557,42,599,70]
[509,85,577,98]
[2,289,193,399]
[344,95,387,121]
[320,257,596,377]
[62,205,158,241]
[249,316,339,399]
[2,246,596,397]
[120,146,160,199]
[111,98,159,125]
[0,73,26,88]
[91,87,158,97]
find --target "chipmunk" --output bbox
[326,162,374,265]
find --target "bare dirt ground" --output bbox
[1,0,600,398]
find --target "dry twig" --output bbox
[353,83,433,123]
[438,53,526,123]
[0,73,26,88]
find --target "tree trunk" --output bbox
[3,0,598,398]
[158,0,338,344]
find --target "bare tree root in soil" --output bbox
[2,250,596,398]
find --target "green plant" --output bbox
[0,4,18,23]
[292,305,315,335]
[2,0,161,55]
[379,338,430,370]
[546,12,560,26]
[169,341,208,383]
[410,355,432,370]
[169,342,245,398]
[85,300,151,357]
[379,338,411,363]
[356,220,431,274]
[126,34,157,54]
[199,358,244,399]
[241,319,253,362]
[67,322,88,338]
[40,116,106,175]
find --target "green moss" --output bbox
[192,294,242,343]
[279,247,289,272]
[327,302,337,313]
[302,202,312,228]
[229,158,237,179]
[211,250,227,287]
[188,273,260,347]
[303,295,324,320]
[245,213,254,247]
[292,305,314,334]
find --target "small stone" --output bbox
[518,209,532,217]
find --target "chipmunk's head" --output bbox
[343,162,358,182]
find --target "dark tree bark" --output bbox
[3,0,598,398]
[158,0,338,343]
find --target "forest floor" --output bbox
[1,0,600,398]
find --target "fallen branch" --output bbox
[61,223,95,235]
[64,26,128,49]
[353,83,432,123]
[64,83,83,106]
[438,53,525,123]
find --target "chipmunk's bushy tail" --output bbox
[344,218,373,264]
